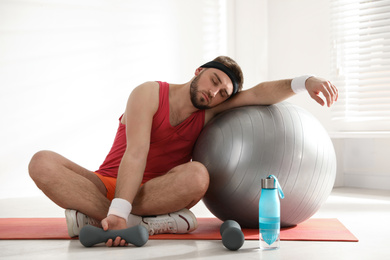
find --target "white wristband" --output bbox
[291,75,313,94]
[107,198,132,221]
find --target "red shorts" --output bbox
[94,172,117,201]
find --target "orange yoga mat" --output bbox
[0,217,358,242]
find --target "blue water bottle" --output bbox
[259,175,284,250]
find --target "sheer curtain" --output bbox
[330,0,390,131]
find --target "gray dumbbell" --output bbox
[220,220,245,251]
[79,225,149,247]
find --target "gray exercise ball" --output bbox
[193,102,336,228]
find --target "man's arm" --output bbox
[101,81,159,245]
[207,76,338,121]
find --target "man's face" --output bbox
[190,68,233,109]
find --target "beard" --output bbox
[190,74,211,110]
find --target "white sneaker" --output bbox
[65,209,101,237]
[141,208,198,236]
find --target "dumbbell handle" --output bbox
[79,225,149,247]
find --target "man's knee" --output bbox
[184,161,210,196]
[28,150,56,184]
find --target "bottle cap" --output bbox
[261,176,277,189]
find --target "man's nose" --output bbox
[209,88,218,97]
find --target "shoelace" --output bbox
[77,211,100,228]
[87,216,101,227]
[147,220,176,235]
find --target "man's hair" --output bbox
[212,56,244,92]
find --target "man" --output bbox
[29,56,338,247]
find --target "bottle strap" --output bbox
[269,175,285,199]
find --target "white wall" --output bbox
[0,0,232,198]
[234,0,269,87]
[267,0,334,131]
[337,137,390,190]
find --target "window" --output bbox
[330,0,390,131]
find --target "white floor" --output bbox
[1,187,390,260]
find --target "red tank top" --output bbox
[95,81,205,183]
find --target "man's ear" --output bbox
[195,67,204,76]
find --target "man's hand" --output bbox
[101,215,128,247]
[305,77,338,107]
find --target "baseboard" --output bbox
[344,173,390,191]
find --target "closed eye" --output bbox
[220,90,228,98]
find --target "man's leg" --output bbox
[28,150,110,221]
[119,161,209,236]
[29,151,209,219]
[132,161,210,216]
